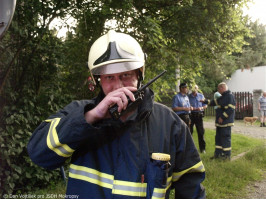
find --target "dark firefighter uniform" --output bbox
[204,90,235,158]
[28,88,205,199]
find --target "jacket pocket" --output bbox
[145,159,170,199]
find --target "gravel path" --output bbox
[204,120,266,139]
[204,120,266,198]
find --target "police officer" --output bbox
[172,83,193,127]
[27,30,205,198]
[202,82,235,160]
[188,85,207,153]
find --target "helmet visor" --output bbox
[91,61,143,75]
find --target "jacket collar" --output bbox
[222,90,231,96]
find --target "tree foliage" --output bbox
[0,0,256,195]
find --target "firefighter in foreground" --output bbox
[202,82,235,160]
[28,30,205,198]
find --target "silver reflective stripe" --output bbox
[152,188,166,199]
[46,118,74,157]
[69,164,147,197]
[189,164,205,172]
[48,121,72,156]
[173,161,205,182]
[69,168,114,185]
[113,184,146,193]
[152,192,165,199]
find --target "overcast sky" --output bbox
[242,0,266,25]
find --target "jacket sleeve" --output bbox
[172,120,206,198]
[27,100,100,169]
[204,99,218,107]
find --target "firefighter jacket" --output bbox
[28,88,206,199]
[205,90,236,127]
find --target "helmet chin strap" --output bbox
[137,69,143,89]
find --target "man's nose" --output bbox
[112,77,123,90]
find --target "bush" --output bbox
[0,89,72,197]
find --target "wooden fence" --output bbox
[204,92,253,119]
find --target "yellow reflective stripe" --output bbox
[216,146,231,151]
[69,164,147,197]
[70,164,114,189]
[223,112,228,118]
[172,161,205,182]
[224,104,235,109]
[228,104,235,109]
[152,188,166,199]
[223,147,232,151]
[166,176,172,190]
[112,180,147,197]
[46,118,74,157]
[71,164,114,180]
[215,123,234,127]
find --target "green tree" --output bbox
[0,0,76,195]
[236,20,266,68]
[0,0,253,195]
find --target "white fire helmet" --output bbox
[88,30,145,84]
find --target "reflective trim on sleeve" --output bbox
[228,104,235,109]
[223,112,228,118]
[224,104,235,109]
[166,176,172,190]
[215,123,234,127]
[69,164,147,197]
[45,118,75,157]
[172,161,205,182]
[152,188,166,199]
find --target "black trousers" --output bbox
[178,114,190,128]
[189,113,206,152]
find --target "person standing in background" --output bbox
[201,82,235,160]
[188,85,207,153]
[172,83,193,127]
[258,91,266,127]
[214,91,222,110]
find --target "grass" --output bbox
[30,124,266,199]
[191,128,266,199]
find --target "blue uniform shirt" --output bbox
[188,93,206,113]
[172,93,190,115]
[259,96,266,110]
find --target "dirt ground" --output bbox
[203,120,266,139]
[204,119,266,198]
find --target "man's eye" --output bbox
[122,73,132,78]
[105,76,114,80]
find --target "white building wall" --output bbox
[225,66,266,93]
